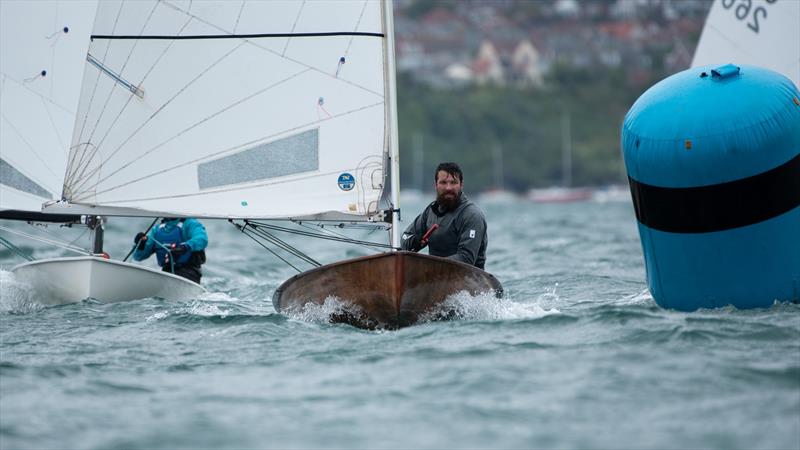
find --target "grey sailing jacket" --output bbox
[400,194,487,269]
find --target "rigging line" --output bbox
[353,156,383,214]
[73,101,380,201]
[68,13,195,194]
[24,221,90,254]
[66,0,126,189]
[0,114,62,184]
[68,2,161,191]
[82,0,160,148]
[68,42,252,197]
[70,64,307,199]
[0,74,75,116]
[87,12,194,162]
[246,224,321,267]
[160,0,384,99]
[250,225,322,268]
[344,0,369,60]
[0,225,90,255]
[65,226,90,248]
[248,221,394,249]
[48,4,57,100]
[39,95,66,159]
[282,0,306,56]
[233,1,245,34]
[238,226,302,272]
[298,221,385,253]
[30,220,87,250]
[0,235,34,261]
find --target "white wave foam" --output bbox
[197,291,237,303]
[281,292,559,328]
[616,288,654,306]
[145,311,170,322]
[420,290,558,323]
[284,296,362,325]
[187,301,230,317]
[0,270,44,313]
[144,297,234,322]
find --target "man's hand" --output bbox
[134,232,147,250]
[418,224,439,250]
[169,243,189,258]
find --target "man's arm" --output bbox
[132,228,157,261]
[182,220,208,251]
[400,211,426,252]
[446,205,486,266]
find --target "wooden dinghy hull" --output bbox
[273,251,503,329]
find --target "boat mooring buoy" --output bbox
[622,64,800,311]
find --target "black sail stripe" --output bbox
[629,152,800,233]
[91,32,384,41]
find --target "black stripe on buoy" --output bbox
[629,152,800,233]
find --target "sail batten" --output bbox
[91,32,385,40]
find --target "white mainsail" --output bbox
[49,0,391,221]
[0,0,97,213]
[692,0,799,87]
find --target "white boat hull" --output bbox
[11,256,205,305]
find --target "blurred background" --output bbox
[393,0,712,194]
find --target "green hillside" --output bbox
[397,66,654,192]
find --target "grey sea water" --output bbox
[1,197,798,450]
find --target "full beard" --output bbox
[436,192,461,212]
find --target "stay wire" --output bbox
[237,226,302,272]
[297,221,386,252]
[0,225,90,256]
[247,220,396,249]
[0,235,34,261]
[245,223,321,267]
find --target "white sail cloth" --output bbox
[0,1,97,212]
[51,0,389,220]
[692,0,799,88]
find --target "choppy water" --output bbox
[1,197,798,449]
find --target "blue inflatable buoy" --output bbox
[622,64,800,311]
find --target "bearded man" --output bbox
[400,162,488,269]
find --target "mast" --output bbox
[383,0,401,250]
[86,215,104,254]
[413,132,423,192]
[493,144,504,190]
[561,111,572,188]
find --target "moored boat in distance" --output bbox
[274,252,502,329]
[591,184,630,203]
[527,186,593,203]
[477,188,519,204]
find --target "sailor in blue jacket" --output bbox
[133,218,208,284]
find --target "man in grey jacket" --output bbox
[401,162,487,269]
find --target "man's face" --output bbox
[435,170,462,210]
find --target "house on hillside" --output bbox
[510,39,544,88]
[472,40,504,85]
